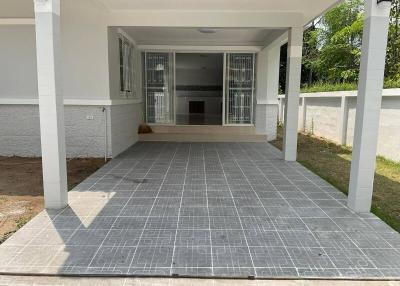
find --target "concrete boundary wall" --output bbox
[278,89,400,161]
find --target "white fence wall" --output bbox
[278,89,400,161]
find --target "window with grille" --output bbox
[225,53,256,125]
[119,34,135,98]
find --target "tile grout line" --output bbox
[126,142,179,273]
[234,143,299,276]
[170,142,189,274]
[215,142,257,275]
[5,148,133,271]
[246,144,339,275]
[204,143,214,276]
[83,143,156,273]
[250,144,381,276]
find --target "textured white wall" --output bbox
[0,105,111,158]
[0,103,142,158]
[304,97,341,142]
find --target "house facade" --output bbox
[0,0,342,159]
[0,0,393,216]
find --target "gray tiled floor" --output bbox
[1,142,400,279]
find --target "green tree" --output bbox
[282,0,400,91]
[386,0,400,80]
[302,20,320,85]
[311,0,364,83]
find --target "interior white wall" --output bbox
[176,69,222,86]
[175,53,223,117]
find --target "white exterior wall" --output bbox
[0,0,110,101]
[61,0,110,100]
[0,104,111,157]
[0,0,143,158]
[278,90,400,161]
[304,97,342,141]
[110,103,142,158]
[0,103,144,158]
[107,27,142,157]
[255,44,281,140]
[0,25,38,99]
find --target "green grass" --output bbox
[300,79,400,93]
[15,217,31,229]
[384,78,400,89]
[271,127,400,232]
[301,82,358,93]
[0,216,31,245]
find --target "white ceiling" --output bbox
[122,27,278,46]
[99,0,342,24]
[99,0,336,13]
[1,0,342,24]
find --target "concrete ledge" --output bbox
[0,98,142,105]
[149,125,258,135]
[278,88,400,98]
[139,133,267,142]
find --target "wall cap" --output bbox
[278,88,400,99]
[0,98,142,106]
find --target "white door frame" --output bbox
[140,47,258,126]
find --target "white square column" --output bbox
[283,27,303,161]
[33,0,68,209]
[348,0,391,213]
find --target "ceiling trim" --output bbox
[0,18,34,25]
[137,45,262,52]
[108,10,304,28]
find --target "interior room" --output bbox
[175,53,224,125]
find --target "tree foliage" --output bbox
[299,0,400,88]
[304,0,363,84]
[386,0,400,79]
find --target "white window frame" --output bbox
[118,32,136,98]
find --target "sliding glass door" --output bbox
[224,53,256,125]
[143,52,175,124]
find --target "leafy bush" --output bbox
[301,82,357,93]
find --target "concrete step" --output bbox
[139,132,267,142]
[149,125,257,135]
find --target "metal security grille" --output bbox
[143,52,174,124]
[225,53,256,125]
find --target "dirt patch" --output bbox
[0,157,106,241]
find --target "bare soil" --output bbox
[0,157,106,242]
